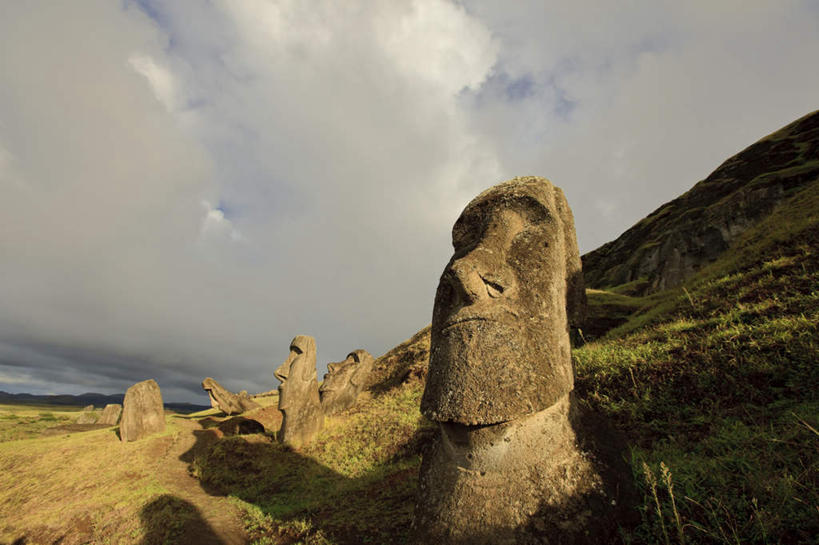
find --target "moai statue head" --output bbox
[274,335,323,447]
[421,176,585,425]
[319,349,375,414]
[202,377,260,415]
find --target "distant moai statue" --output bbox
[120,379,165,442]
[98,403,122,425]
[274,335,323,448]
[414,177,630,544]
[319,349,375,415]
[75,405,98,424]
[201,377,261,415]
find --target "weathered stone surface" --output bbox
[75,405,98,424]
[421,177,585,425]
[319,349,374,415]
[582,109,819,295]
[120,379,165,442]
[98,403,122,425]
[274,335,323,448]
[201,377,261,415]
[415,177,630,544]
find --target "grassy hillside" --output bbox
[575,177,819,543]
[583,109,819,294]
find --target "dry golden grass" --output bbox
[0,413,214,544]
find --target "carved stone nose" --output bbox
[274,363,289,382]
[450,260,488,304]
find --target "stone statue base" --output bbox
[414,394,632,544]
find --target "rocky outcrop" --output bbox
[583,110,819,294]
[120,379,165,442]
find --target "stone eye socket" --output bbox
[290,345,303,355]
[481,275,504,298]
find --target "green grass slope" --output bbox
[575,177,819,544]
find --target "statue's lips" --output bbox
[440,307,519,331]
[441,315,490,331]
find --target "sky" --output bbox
[1,1,817,403]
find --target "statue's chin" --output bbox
[424,318,567,425]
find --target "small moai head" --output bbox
[319,349,374,413]
[421,177,585,426]
[275,335,318,412]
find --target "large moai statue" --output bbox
[274,335,323,448]
[202,377,261,415]
[319,349,375,415]
[120,379,165,442]
[414,177,628,544]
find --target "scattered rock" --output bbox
[274,335,323,448]
[319,349,375,415]
[120,379,165,442]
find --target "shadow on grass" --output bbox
[179,418,426,544]
[139,494,225,545]
[178,395,639,545]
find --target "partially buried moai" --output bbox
[319,349,374,415]
[201,377,261,415]
[274,335,323,448]
[414,177,627,544]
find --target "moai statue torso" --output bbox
[274,335,323,448]
[414,177,629,544]
[319,349,375,415]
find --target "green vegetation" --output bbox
[0,404,75,442]
[574,179,819,543]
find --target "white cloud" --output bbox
[128,54,183,112]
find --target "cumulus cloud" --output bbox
[464,0,819,251]
[0,1,817,402]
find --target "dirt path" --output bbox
[155,418,248,545]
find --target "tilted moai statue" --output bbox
[274,335,323,448]
[414,177,628,544]
[202,377,261,415]
[319,349,375,415]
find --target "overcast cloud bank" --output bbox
[1,1,817,402]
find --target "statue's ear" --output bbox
[301,355,315,382]
[555,187,586,328]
